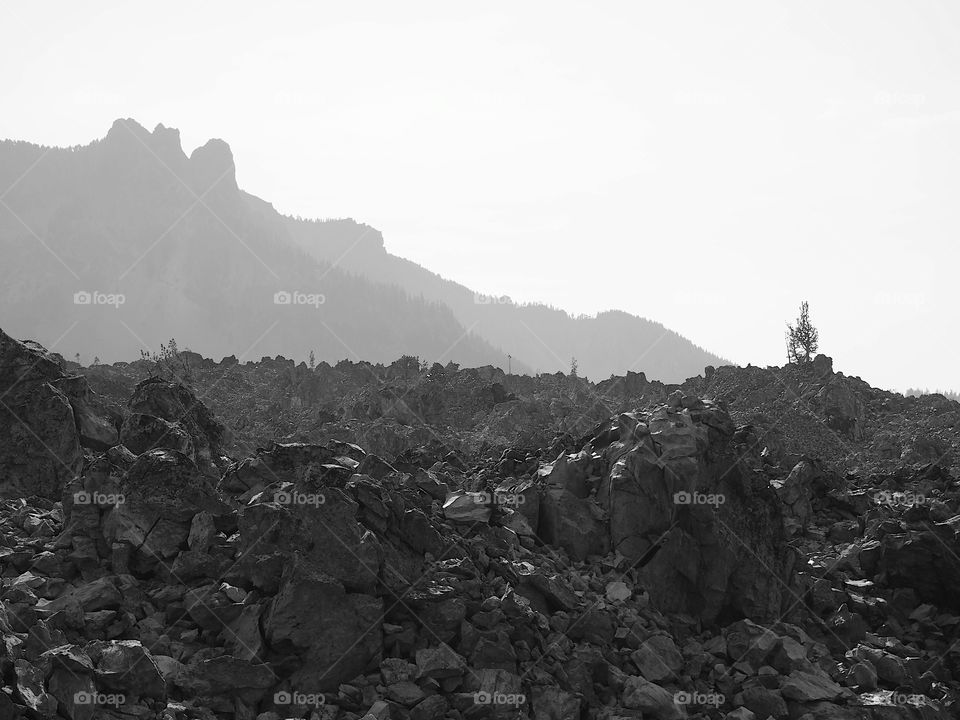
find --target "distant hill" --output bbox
[0,119,726,381]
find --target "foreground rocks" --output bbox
[0,332,958,719]
[0,329,120,498]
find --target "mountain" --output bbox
[0,119,726,380]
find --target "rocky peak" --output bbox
[101,119,237,195]
[189,137,237,192]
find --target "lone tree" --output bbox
[786,301,819,363]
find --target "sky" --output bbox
[2,0,957,391]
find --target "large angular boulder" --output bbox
[119,412,193,457]
[102,449,224,558]
[264,554,383,691]
[864,515,960,611]
[815,378,865,441]
[53,375,121,451]
[593,402,789,624]
[0,331,83,497]
[127,377,229,473]
[0,329,121,498]
[220,440,362,495]
[239,485,381,593]
[85,640,166,701]
[538,487,609,561]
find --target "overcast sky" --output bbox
[2,0,957,391]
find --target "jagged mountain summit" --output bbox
[0,119,726,381]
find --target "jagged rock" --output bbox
[411,694,449,720]
[596,405,788,623]
[539,487,609,561]
[416,643,466,679]
[442,491,491,524]
[386,681,425,706]
[0,378,81,498]
[531,686,581,720]
[780,669,844,701]
[38,576,122,614]
[816,378,865,440]
[264,554,383,691]
[631,634,683,682]
[0,330,127,497]
[221,441,361,493]
[739,685,787,719]
[86,640,166,700]
[772,460,816,535]
[127,377,228,472]
[515,569,579,613]
[103,449,222,558]
[868,516,960,610]
[54,375,121,451]
[541,451,590,497]
[172,655,275,697]
[14,658,58,714]
[239,485,381,593]
[119,412,194,456]
[621,676,685,718]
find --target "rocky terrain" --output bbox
[1,326,959,719]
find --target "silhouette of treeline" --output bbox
[905,388,960,402]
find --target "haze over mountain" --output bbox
[0,119,725,381]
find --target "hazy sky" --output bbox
[2,1,957,391]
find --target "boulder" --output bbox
[127,377,228,472]
[103,449,223,558]
[538,487,609,561]
[239,486,381,593]
[119,412,194,456]
[596,404,788,623]
[0,330,84,498]
[622,676,685,719]
[264,554,383,691]
[869,516,960,610]
[86,640,166,700]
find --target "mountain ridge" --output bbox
[0,119,728,381]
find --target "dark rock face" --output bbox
[867,516,960,611]
[535,401,790,624]
[0,329,119,497]
[103,449,224,559]
[265,554,384,691]
[127,377,229,475]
